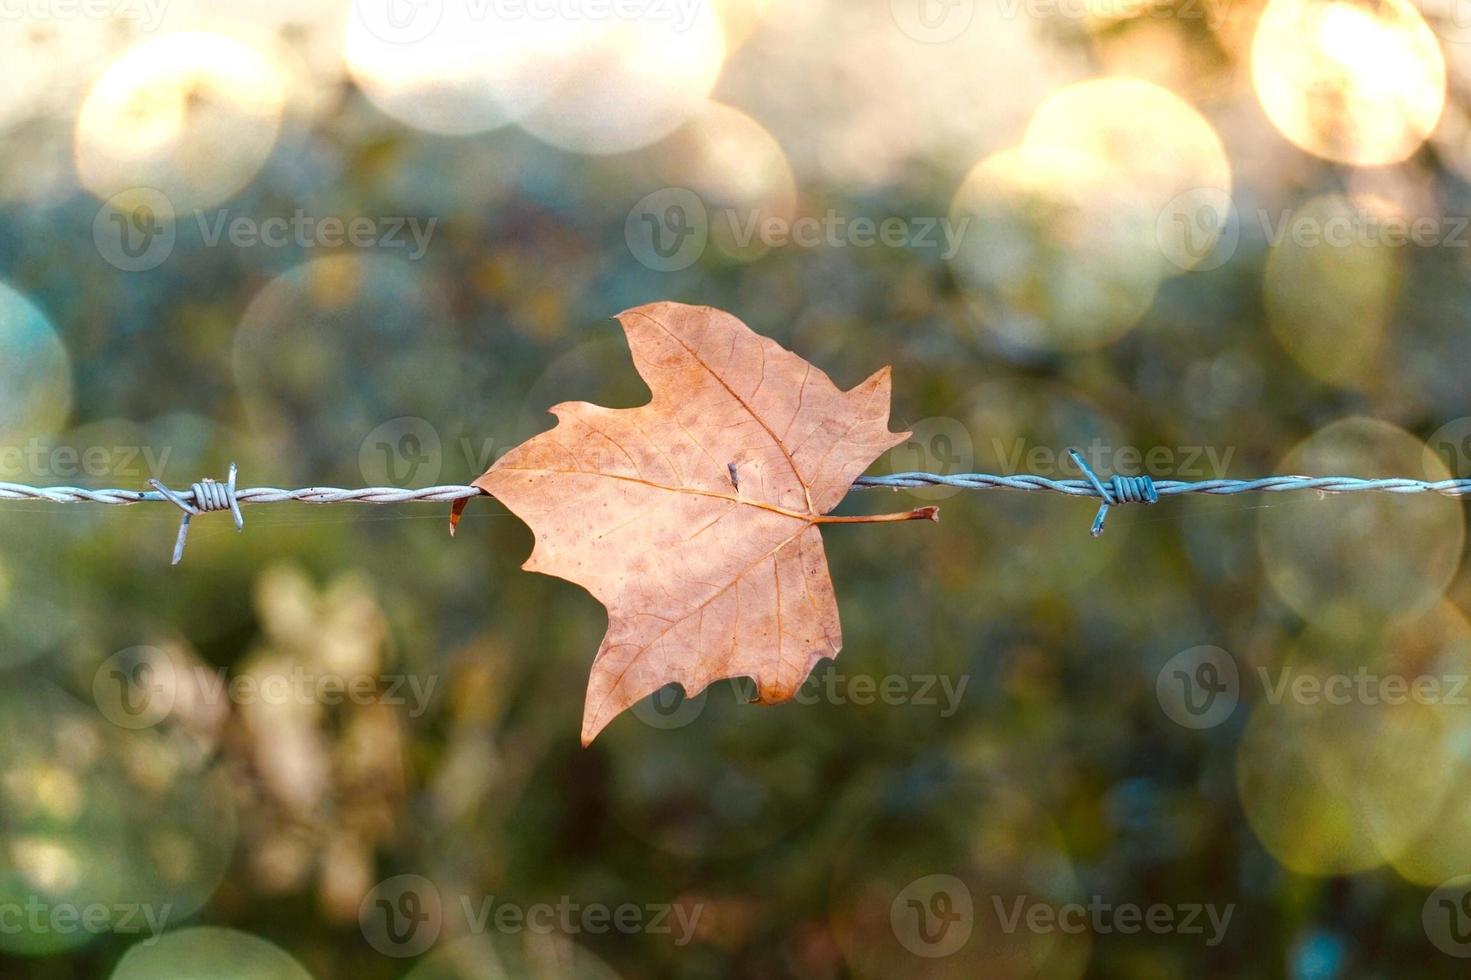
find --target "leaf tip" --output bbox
[449,497,470,537]
[854,363,894,394]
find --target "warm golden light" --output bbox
[1257,417,1464,635]
[655,102,797,262]
[1251,0,1446,166]
[950,141,1164,352]
[1238,602,1471,877]
[347,1,726,153]
[1263,193,1404,387]
[75,32,285,211]
[1025,77,1233,276]
[517,10,728,154]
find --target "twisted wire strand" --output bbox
[3,474,1471,505]
[855,473,1471,496]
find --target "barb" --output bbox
[3,456,1470,562]
[149,463,245,565]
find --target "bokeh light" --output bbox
[514,6,727,155]
[0,680,237,957]
[0,281,72,450]
[110,927,312,979]
[1024,77,1233,277]
[1236,675,1452,876]
[0,15,119,135]
[949,142,1162,352]
[1237,603,1471,877]
[1251,0,1445,166]
[950,77,1230,351]
[1257,417,1464,635]
[1263,193,1404,387]
[401,932,622,980]
[231,255,465,483]
[652,102,797,262]
[75,32,285,212]
[347,0,726,153]
[344,0,551,137]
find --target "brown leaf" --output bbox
[475,302,934,744]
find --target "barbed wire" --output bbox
[855,472,1471,496]
[3,450,1468,562]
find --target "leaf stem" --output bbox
[815,506,939,525]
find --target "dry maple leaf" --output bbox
[472,302,935,744]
